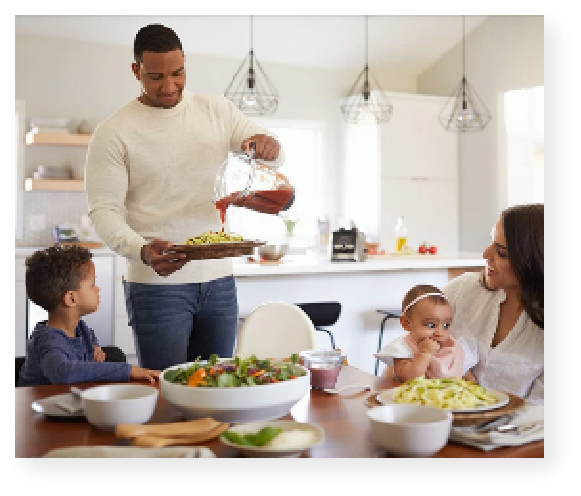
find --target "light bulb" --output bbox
[242,93,257,107]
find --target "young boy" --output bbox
[18,245,159,386]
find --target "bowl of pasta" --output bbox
[368,404,452,457]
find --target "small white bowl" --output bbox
[80,384,158,431]
[219,420,324,457]
[367,404,452,457]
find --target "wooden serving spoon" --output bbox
[131,422,230,448]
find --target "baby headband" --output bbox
[402,292,449,315]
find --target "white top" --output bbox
[85,90,282,284]
[374,334,479,376]
[442,272,544,404]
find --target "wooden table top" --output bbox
[15,366,543,458]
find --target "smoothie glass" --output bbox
[300,350,346,390]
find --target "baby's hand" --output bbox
[130,366,160,384]
[439,336,455,348]
[418,338,440,355]
[93,346,106,362]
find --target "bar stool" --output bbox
[295,302,340,350]
[374,309,401,376]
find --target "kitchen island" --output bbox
[233,252,485,375]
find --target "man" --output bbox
[85,24,283,370]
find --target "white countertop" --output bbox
[232,253,485,277]
[16,247,485,275]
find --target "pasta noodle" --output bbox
[185,230,243,244]
[392,377,498,410]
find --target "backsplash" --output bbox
[16,191,96,247]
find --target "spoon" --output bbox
[323,385,372,395]
[55,387,84,414]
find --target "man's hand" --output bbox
[241,134,280,161]
[141,239,188,277]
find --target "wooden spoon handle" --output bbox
[131,423,230,448]
[116,417,220,439]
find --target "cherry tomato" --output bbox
[418,244,428,254]
[428,245,437,255]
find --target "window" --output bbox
[15,100,25,240]
[342,121,380,238]
[502,86,544,207]
[227,119,324,247]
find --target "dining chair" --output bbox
[295,302,340,350]
[234,301,317,359]
[374,309,401,376]
[15,356,25,387]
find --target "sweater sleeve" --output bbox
[224,97,286,168]
[38,334,131,384]
[85,123,147,262]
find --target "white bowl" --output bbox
[367,404,452,457]
[258,244,289,261]
[80,384,158,431]
[220,420,324,457]
[160,362,310,423]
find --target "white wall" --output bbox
[417,15,544,252]
[15,32,417,246]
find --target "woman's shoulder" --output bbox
[442,271,485,301]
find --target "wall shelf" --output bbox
[24,178,84,191]
[25,131,91,146]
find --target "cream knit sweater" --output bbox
[85,90,282,284]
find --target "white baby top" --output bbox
[86,90,283,285]
[374,334,478,377]
[442,272,544,404]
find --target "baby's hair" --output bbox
[25,245,93,312]
[402,284,448,316]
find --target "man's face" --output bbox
[132,49,185,108]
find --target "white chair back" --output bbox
[235,302,317,358]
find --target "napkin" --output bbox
[43,446,215,458]
[449,403,543,451]
[55,394,84,414]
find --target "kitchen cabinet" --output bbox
[379,92,458,253]
[380,92,457,180]
[24,178,84,191]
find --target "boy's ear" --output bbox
[62,291,77,308]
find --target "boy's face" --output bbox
[401,298,452,344]
[74,261,100,315]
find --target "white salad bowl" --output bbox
[80,384,158,431]
[368,404,452,457]
[159,362,310,423]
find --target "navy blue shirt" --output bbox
[18,320,131,387]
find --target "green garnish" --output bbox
[222,427,283,447]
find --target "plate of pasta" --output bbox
[168,231,265,261]
[377,377,509,413]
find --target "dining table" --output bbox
[15,365,543,458]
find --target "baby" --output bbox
[374,284,477,383]
[18,245,159,387]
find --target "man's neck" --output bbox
[47,309,81,339]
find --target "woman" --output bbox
[443,204,543,403]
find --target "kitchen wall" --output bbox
[417,15,544,252]
[15,32,417,247]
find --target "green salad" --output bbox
[163,353,305,387]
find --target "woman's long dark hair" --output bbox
[499,204,544,329]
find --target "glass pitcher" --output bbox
[214,142,295,224]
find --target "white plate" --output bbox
[31,393,85,418]
[376,387,510,413]
[219,420,324,458]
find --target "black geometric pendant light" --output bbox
[439,16,491,132]
[341,16,393,124]
[224,16,279,115]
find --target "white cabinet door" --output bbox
[380,177,458,255]
[380,93,457,180]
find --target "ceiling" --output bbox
[15,15,488,74]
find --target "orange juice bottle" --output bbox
[394,216,408,252]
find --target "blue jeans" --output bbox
[123,276,238,370]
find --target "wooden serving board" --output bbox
[169,240,266,261]
[365,391,524,426]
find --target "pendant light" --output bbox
[224,16,279,115]
[341,16,393,124]
[439,16,491,132]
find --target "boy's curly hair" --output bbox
[25,245,92,312]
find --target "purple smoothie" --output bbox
[309,365,341,389]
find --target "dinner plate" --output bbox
[31,392,85,418]
[376,387,510,413]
